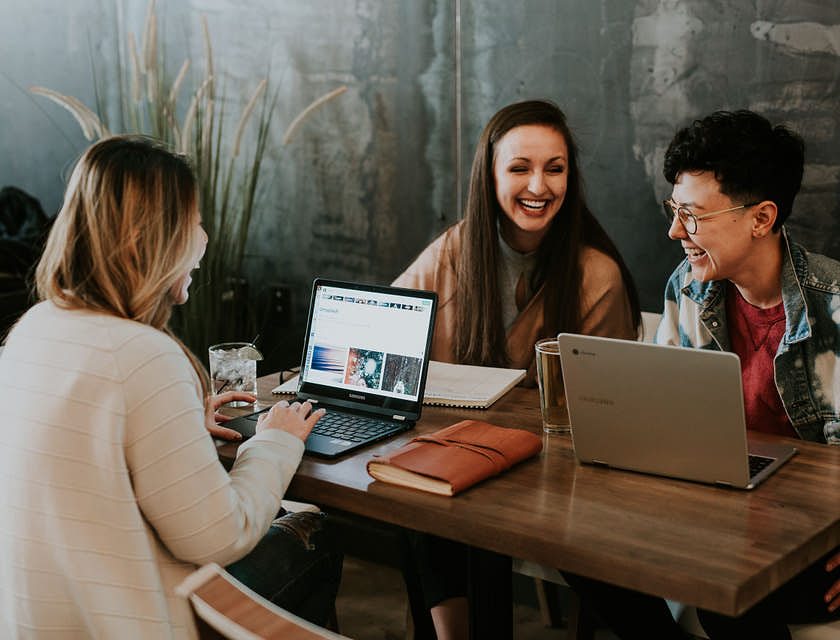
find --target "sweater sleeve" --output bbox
[393,238,444,290]
[578,248,638,340]
[120,329,304,567]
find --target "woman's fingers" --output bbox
[210,391,256,411]
[207,422,243,441]
[305,407,327,427]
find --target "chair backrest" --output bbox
[177,563,349,640]
[638,311,663,344]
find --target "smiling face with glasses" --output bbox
[665,170,776,285]
[662,199,760,235]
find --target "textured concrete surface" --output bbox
[3,0,840,340]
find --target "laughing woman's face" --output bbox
[493,124,568,253]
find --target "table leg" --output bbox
[467,547,512,639]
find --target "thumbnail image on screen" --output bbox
[381,354,422,396]
[308,345,346,383]
[344,348,384,389]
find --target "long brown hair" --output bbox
[35,135,210,393]
[454,99,640,366]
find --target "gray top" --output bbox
[497,233,538,331]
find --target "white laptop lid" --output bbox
[556,333,796,489]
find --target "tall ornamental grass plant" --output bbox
[32,0,346,356]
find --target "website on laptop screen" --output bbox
[300,283,435,402]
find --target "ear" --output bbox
[752,201,777,239]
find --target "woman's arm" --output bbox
[392,227,456,291]
[122,332,304,567]
[578,248,638,340]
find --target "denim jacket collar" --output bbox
[680,227,812,349]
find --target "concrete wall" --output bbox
[460,0,840,310]
[4,0,840,364]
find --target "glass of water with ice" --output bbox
[208,342,261,407]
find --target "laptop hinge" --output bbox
[592,460,610,468]
[714,480,734,488]
[392,415,406,421]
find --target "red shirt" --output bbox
[726,285,797,438]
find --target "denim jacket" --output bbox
[655,229,840,445]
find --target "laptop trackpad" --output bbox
[304,432,355,457]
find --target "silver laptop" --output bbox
[226,279,437,458]
[556,333,797,490]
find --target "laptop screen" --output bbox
[296,279,437,418]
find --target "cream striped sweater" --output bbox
[0,302,304,639]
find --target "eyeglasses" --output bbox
[662,200,760,234]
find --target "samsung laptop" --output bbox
[225,279,437,458]
[556,333,797,489]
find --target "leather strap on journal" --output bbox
[408,435,509,473]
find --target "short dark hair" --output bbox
[663,110,805,230]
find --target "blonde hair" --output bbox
[36,135,209,393]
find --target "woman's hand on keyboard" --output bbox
[205,391,257,441]
[256,400,326,442]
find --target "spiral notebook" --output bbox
[274,360,525,409]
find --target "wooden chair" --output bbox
[177,563,350,640]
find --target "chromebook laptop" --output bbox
[556,334,797,490]
[225,279,437,458]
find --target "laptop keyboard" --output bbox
[748,454,774,478]
[311,411,401,443]
[231,405,404,450]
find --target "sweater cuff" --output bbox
[236,428,306,460]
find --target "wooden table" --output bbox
[218,373,840,634]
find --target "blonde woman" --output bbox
[0,136,340,638]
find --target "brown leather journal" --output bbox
[366,419,543,496]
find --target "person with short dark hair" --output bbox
[659,110,838,443]
[661,110,840,637]
[564,110,840,639]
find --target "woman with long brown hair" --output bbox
[395,99,639,384]
[394,100,640,639]
[0,136,340,638]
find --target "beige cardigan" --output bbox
[0,302,304,639]
[393,222,637,383]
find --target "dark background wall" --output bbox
[3,0,840,368]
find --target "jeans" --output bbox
[406,530,468,609]
[226,510,343,626]
[561,571,692,640]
